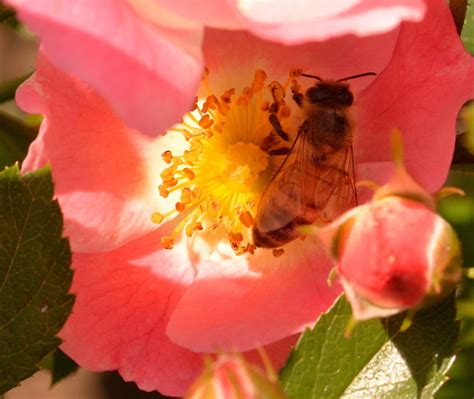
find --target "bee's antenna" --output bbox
[337,72,377,82]
[300,73,323,81]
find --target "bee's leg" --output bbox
[268,146,291,156]
[292,93,304,107]
[269,113,290,142]
[290,81,304,108]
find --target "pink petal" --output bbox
[18,53,177,253]
[167,237,341,352]
[152,0,245,29]
[355,0,474,192]
[60,228,202,396]
[240,0,426,45]
[7,0,203,136]
[60,227,295,396]
[202,27,396,95]
[155,0,425,44]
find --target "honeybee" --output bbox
[253,71,376,248]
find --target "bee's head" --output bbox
[305,81,354,108]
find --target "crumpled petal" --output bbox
[154,0,426,44]
[60,226,296,396]
[355,0,474,192]
[167,237,340,352]
[7,0,204,136]
[17,52,179,253]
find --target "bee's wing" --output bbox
[254,133,317,233]
[311,146,357,222]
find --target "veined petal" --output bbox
[167,237,341,352]
[7,0,204,136]
[355,0,474,191]
[17,53,180,252]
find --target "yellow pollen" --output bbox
[154,68,300,254]
[151,212,164,224]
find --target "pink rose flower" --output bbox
[14,1,474,396]
[6,0,425,136]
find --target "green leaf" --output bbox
[436,165,474,398]
[0,165,74,394]
[439,164,474,265]
[436,348,474,399]
[40,349,79,386]
[461,0,474,54]
[0,111,38,169]
[280,295,458,399]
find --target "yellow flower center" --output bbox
[152,69,300,255]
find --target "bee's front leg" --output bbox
[290,81,304,108]
[269,113,290,142]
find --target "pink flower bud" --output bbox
[185,354,287,399]
[319,132,463,320]
[330,196,462,320]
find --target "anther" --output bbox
[151,212,164,224]
[246,243,256,254]
[182,168,195,180]
[243,87,254,101]
[221,88,235,104]
[239,211,254,227]
[289,67,303,78]
[214,122,225,133]
[186,222,203,237]
[205,94,219,109]
[160,166,177,181]
[229,232,244,243]
[252,69,267,92]
[161,150,173,163]
[180,188,193,204]
[237,96,249,106]
[175,202,186,212]
[273,248,285,258]
[159,185,169,198]
[189,97,198,112]
[218,102,230,115]
[163,178,178,188]
[268,81,286,103]
[199,114,214,129]
[161,236,174,249]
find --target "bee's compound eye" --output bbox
[305,86,325,103]
[338,90,354,106]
